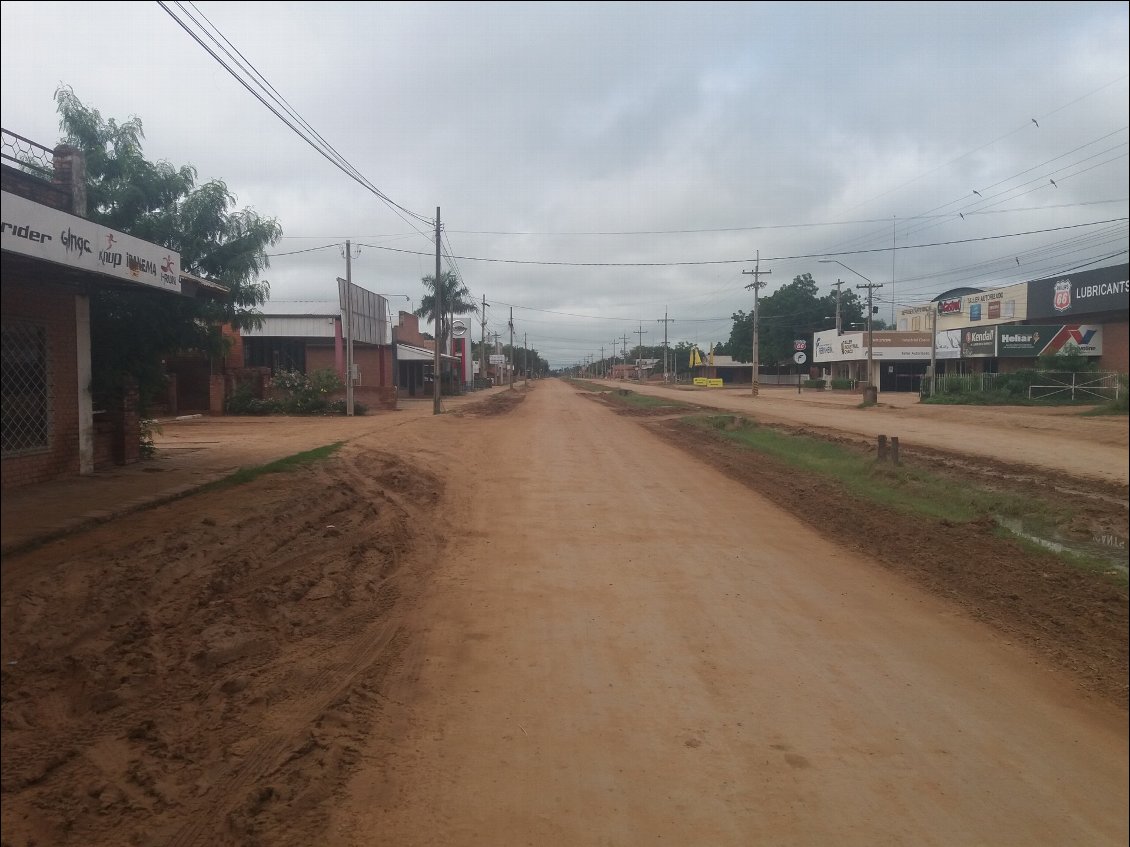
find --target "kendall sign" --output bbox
[1,190,181,294]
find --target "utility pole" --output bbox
[833,279,844,335]
[344,240,355,416]
[524,332,528,386]
[612,337,620,378]
[508,307,515,390]
[600,345,605,378]
[657,309,675,382]
[857,280,884,397]
[930,306,938,398]
[742,250,772,396]
[433,208,442,415]
[479,293,489,389]
[635,324,647,382]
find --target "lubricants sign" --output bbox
[997,325,1102,357]
[1,190,181,293]
[1025,264,1128,320]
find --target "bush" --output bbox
[830,378,854,390]
[228,369,356,416]
[802,379,826,389]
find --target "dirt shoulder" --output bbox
[587,393,1129,708]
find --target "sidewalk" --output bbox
[1,386,512,556]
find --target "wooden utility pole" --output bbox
[479,292,488,388]
[524,332,528,386]
[742,250,772,396]
[344,240,355,416]
[657,309,675,382]
[635,324,647,382]
[508,307,515,390]
[433,208,442,415]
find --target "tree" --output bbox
[723,273,866,365]
[414,270,478,352]
[53,86,282,405]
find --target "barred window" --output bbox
[1,319,51,456]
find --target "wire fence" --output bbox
[929,370,1124,402]
[1,128,54,178]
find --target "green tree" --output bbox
[724,273,865,364]
[54,86,282,405]
[415,270,478,352]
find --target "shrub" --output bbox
[802,379,826,389]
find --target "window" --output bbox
[1,319,51,456]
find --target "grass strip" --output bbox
[205,442,345,491]
[684,415,1046,524]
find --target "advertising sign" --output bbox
[793,339,807,351]
[489,354,507,364]
[960,326,996,357]
[2,189,181,293]
[337,279,389,345]
[997,325,1102,357]
[1025,264,1129,320]
[938,297,962,315]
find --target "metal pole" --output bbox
[433,208,442,415]
[345,239,354,416]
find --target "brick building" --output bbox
[392,311,461,397]
[239,295,397,410]
[2,129,197,488]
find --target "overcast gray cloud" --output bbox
[3,1,1127,365]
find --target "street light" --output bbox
[819,259,881,401]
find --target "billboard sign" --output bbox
[2,189,181,293]
[1025,264,1129,320]
[337,278,389,345]
[997,325,1102,357]
[960,326,996,357]
[938,297,963,315]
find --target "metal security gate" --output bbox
[1,319,52,456]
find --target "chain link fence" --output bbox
[1,320,52,456]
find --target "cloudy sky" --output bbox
[2,1,1127,366]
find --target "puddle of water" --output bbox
[996,516,1129,576]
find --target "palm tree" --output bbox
[415,270,478,351]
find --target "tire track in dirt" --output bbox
[1,446,444,847]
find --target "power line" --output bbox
[357,218,1127,268]
[157,0,433,235]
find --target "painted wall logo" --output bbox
[98,233,122,269]
[840,339,858,355]
[1053,279,1071,313]
[160,254,178,287]
[126,252,158,279]
[938,298,962,314]
[59,227,92,257]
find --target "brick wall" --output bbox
[1,276,81,489]
[306,344,338,377]
[395,312,434,350]
[1099,319,1128,373]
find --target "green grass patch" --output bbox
[606,390,696,410]
[1081,392,1129,416]
[923,391,1091,407]
[686,415,1047,524]
[563,378,613,393]
[205,442,345,491]
[994,528,1129,590]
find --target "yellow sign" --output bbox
[707,378,723,387]
[693,377,708,386]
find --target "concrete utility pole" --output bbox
[612,338,620,377]
[433,207,442,416]
[742,250,772,396]
[344,240,355,416]
[524,332,528,386]
[833,279,844,335]
[635,324,647,382]
[930,306,938,398]
[600,345,605,378]
[657,309,675,382]
[508,307,515,390]
[857,280,884,399]
[479,293,489,388]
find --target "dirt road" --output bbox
[604,380,1130,486]
[334,380,1127,845]
[2,381,1126,846]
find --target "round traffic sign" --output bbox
[793,351,807,364]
